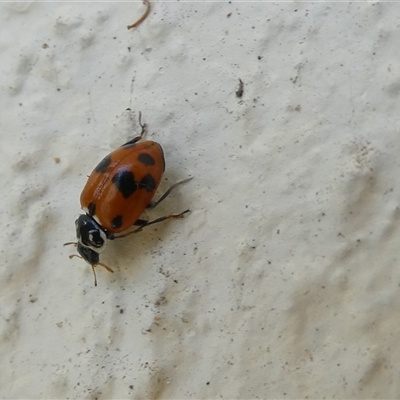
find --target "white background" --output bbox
[1,1,400,398]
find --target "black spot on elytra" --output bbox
[88,202,96,216]
[112,169,137,198]
[138,152,155,166]
[94,155,111,173]
[140,174,156,192]
[111,215,123,229]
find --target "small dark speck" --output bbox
[258,56,263,60]
[128,47,131,52]
[236,78,244,98]
[277,229,280,234]
[29,295,38,303]
[57,88,61,91]
[174,280,178,283]
[206,382,210,385]
[42,43,48,49]
[227,12,232,17]
[155,296,167,306]
[120,309,124,314]
[129,385,134,390]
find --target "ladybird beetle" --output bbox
[65,113,191,286]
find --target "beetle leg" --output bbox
[113,210,190,239]
[121,111,147,146]
[147,177,193,209]
[133,218,148,226]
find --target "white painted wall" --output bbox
[1,2,400,398]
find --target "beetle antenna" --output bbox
[98,262,114,274]
[91,263,114,287]
[92,265,98,287]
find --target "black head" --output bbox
[75,214,107,264]
[65,214,114,286]
[76,242,100,265]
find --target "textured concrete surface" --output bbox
[1,2,400,398]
